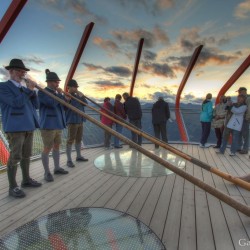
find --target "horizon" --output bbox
[0,0,249,104]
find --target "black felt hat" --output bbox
[45,69,61,82]
[5,59,30,71]
[67,79,79,87]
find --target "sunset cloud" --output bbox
[234,0,250,19]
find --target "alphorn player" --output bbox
[38,70,68,182]
[65,79,88,168]
[0,59,42,198]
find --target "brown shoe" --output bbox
[239,150,248,154]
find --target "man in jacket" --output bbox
[0,59,42,198]
[122,92,142,146]
[38,70,68,182]
[152,97,170,149]
[65,79,88,168]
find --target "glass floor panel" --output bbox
[94,148,186,177]
[0,208,165,250]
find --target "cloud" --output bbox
[105,66,131,77]
[20,56,45,65]
[93,37,120,54]
[92,80,126,89]
[83,63,131,77]
[142,62,176,78]
[111,26,169,48]
[0,68,9,81]
[234,0,250,19]
[36,0,106,24]
[53,23,65,30]
[114,0,174,15]
[143,50,157,61]
[148,91,175,103]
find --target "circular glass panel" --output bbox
[0,208,165,250]
[94,148,185,177]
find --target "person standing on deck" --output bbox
[122,92,142,146]
[237,87,250,155]
[114,94,127,148]
[199,93,213,148]
[211,95,227,148]
[100,97,114,149]
[0,59,42,198]
[38,70,68,182]
[65,79,88,168]
[151,96,170,149]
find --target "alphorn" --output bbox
[62,89,250,191]
[34,84,250,217]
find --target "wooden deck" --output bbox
[0,144,250,250]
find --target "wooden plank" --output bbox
[138,176,166,226]
[193,146,215,250]
[178,144,196,250]
[161,175,184,250]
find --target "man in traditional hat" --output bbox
[38,70,68,182]
[237,87,250,154]
[0,59,42,198]
[65,79,88,168]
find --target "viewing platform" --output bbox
[0,143,250,249]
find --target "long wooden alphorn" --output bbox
[34,84,250,217]
[62,90,250,191]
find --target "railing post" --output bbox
[175,45,203,142]
[64,22,95,90]
[0,0,28,44]
[215,54,250,104]
[130,38,144,97]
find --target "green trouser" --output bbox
[6,131,33,188]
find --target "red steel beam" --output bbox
[130,38,144,96]
[64,22,95,90]
[0,0,28,44]
[215,54,250,104]
[175,45,203,142]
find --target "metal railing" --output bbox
[1,106,245,169]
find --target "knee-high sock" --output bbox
[41,152,50,174]
[20,158,30,182]
[66,144,73,162]
[52,150,60,170]
[75,144,82,158]
[7,165,18,188]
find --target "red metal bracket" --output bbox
[215,54,250,104]
[130,38,144,97]
[175,45,203,142]
[64,22,95,91]
[0,0,28,44]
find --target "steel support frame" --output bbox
[175,45,203,142]
[64,22,95,90]
[0,0,28,44]
[215,54,250,104]
[130,38,144,97]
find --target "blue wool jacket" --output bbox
[200,100,213,122]
[65,94,88,124]
[0,80,39,132]
[38,87,66,129]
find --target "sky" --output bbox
[0,0,250,104]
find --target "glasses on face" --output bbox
[14,69,27,75]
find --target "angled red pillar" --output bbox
[130,38,144,96]
[0,0,28,44]
[215,54,250,104]
[175,45,203,142]
[64,22,95,90]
